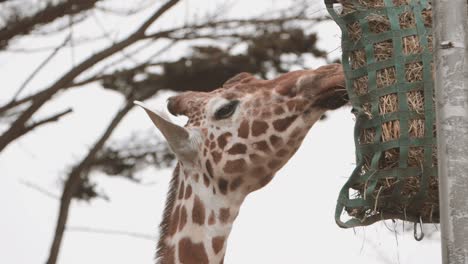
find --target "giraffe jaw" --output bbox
[312,88,349,110]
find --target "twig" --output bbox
[11,35,71,102]
[91,39,174,77]
[19,179,59,199]
[91,10,139,66]
[4,35,107,53]
[68,15,75,67]
[95,0,156,17]
[2,107,73,145]
[0,89,47,115]
[24,108,73,132]
[144,16,327,40]
[66,226,156,241]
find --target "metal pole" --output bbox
[433,0,468,263]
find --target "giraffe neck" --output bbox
[157,163,244,264]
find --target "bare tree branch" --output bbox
[25,108,73,131]
[0,0,180,153]
[3,108,72,145]
[0,0,100,49]
[0,89,47,116]
[0,4,323,152]
[46,101,134,264]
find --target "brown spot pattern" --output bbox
[212,236,226,254]
[219,208,230,223]
[249,154,264,163]
[208,210,216,225]
[276,149,289,157]
[217,132,231,149]
[251,120,269,136]
[251,166,266,177]
[230,177,243,191]
[203,174,210,187]
[192,195,206,225]
[290,127,303,139]
[179,206,187,231]
[206,160,214,178]
[210,141,216,150]
[218,178,228,195]
[253,140,270,153]
[268,159,282,170]
[286,100,298,111]
[184,185,192,199]
[274,106,285,115]
[169,205,180,236]
[259,174,274,188]
[212,151,222,164]
[273,115,298,132]
[227,143,247,155]
[178,238,209,264]
[178,181,185,200]
[224,159,247,174]
[238,120,249,138]
[270,135,283,147]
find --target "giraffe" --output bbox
[135,63,347,264]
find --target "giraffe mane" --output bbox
[155,163,180,263]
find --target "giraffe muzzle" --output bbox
[297,64,349,110]
[312,88,349,110]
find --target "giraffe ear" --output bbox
[134,101,197,161]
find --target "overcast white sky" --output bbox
[0,1,441,263]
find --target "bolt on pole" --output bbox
[433,0,468,263]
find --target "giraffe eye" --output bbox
[214,100,240,120]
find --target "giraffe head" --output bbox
[136,64,346,263]
[136,64,346,197]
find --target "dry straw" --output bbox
[339,0,438,222]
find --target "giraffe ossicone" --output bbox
[136,63,347,264]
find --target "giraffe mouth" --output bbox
[312,87,349,110]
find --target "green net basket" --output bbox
[325,0,439,228]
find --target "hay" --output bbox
[339,0,438,222]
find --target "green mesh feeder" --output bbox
[325,0,439,228]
